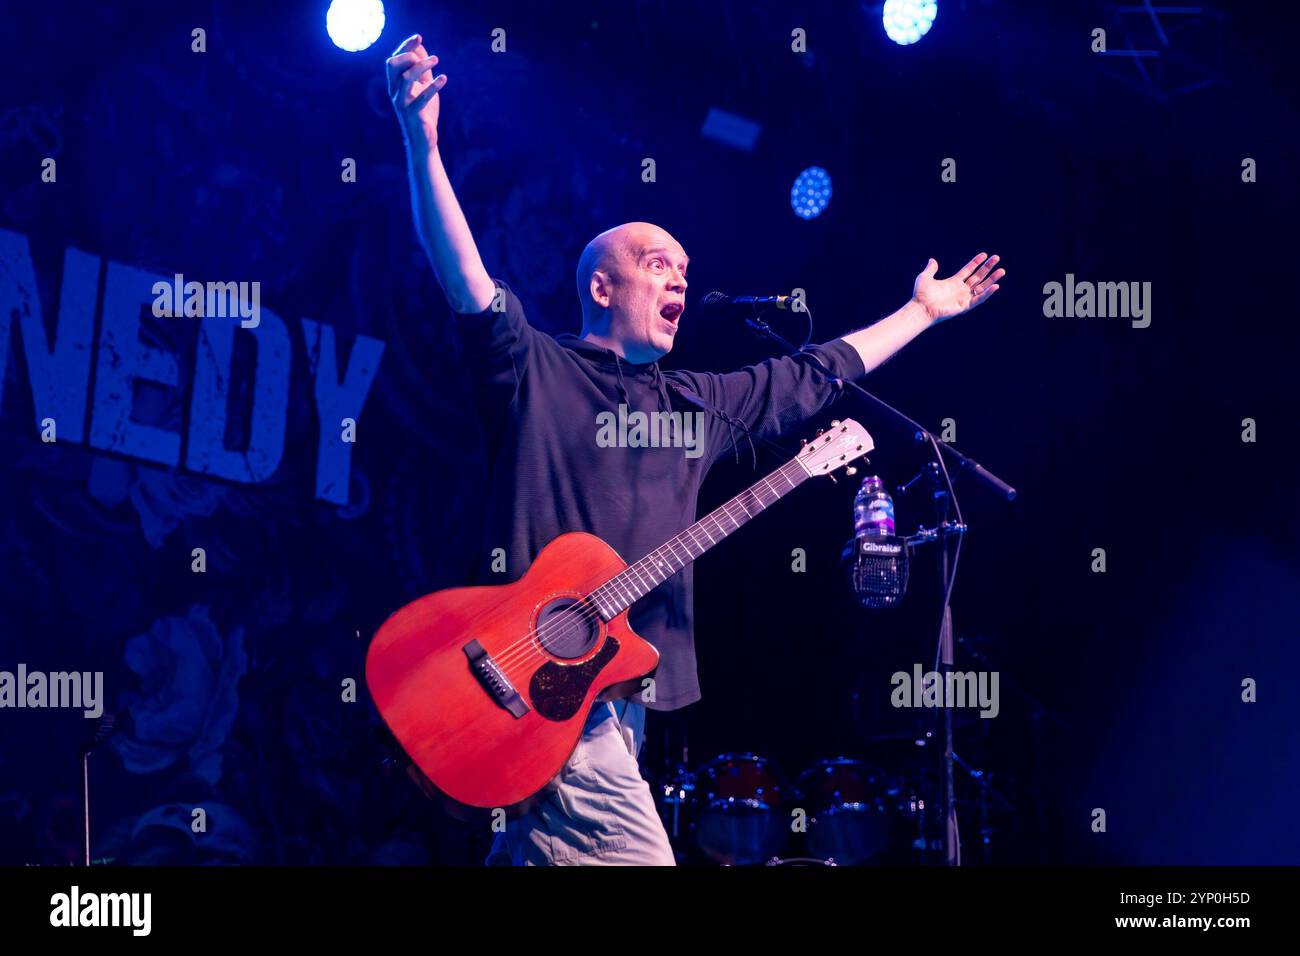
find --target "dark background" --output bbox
[0,0,1296,865]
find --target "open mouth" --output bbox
[659,302,684,323]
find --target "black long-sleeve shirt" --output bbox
[451,279,866,710]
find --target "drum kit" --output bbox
[656,736,947,866]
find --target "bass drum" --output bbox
[795,757,896,865]
[693,753,786,866]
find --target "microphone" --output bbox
[845,475,910,609]
[698,291,796,317]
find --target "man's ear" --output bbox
[589,270,612,310]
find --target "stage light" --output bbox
[791,166,832,220]
[882,0,937,46]
[326,0,386,52]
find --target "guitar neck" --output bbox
[587,456,812,620]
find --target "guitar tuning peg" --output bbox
[831,419,841,427]
[844,466,858,476]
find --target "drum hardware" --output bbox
[692,752,787,866]
[766,856,838,866]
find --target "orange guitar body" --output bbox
[366,532,659,810]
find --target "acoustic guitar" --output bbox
[366,418,874,809]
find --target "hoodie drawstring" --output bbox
[609,351,757,469]
[613,355,670,415]
[612,354,632,407]
[650,363,669,415]
[666,380,758,471]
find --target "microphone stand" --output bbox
[743,310,1017,867]
[903,493,967,866]
[931,466,961,865]
[80,713,116,866]
[742,313,1017,503]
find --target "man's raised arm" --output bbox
[387,33,497,315]
[839,253,1005,373]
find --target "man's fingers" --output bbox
[402,54,440,83]
[966,254,1000,285]
[387,51,422,73]
[386,49,425,97]
[408,74,447,112]
[956,252,989,281]
[391,33,422,58]
[971,269,1006,296]
[923,258,939,278]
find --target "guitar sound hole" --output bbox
[535,598,601,660]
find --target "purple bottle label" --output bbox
[865,497,895,536]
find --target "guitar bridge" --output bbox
[463,639,530,718]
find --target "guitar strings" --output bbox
[488,468,790,676]
[491,460,811,676]
[489,464,803,678]
[490,518,728,678]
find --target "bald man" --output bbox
[388,35,1005,866]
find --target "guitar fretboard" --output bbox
[587,456,811,620]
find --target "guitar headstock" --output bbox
[795,418,874,478]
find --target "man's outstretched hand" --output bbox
[387,33,446,148]
[912,253,1005,325]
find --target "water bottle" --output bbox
[853,475,896,538]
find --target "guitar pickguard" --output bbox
[529,636,621,721]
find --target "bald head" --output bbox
[575,226,625,324]
[574,221,689,362]
[576,222,684,318]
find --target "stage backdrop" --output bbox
[1,1,1296,865]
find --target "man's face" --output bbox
[601,226,689,362]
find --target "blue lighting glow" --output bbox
[326,0,386,53]
[883,0,938,46]
[791,166,833,220]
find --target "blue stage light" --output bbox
[882,0,937,46]
[791,166,832,220]
[326,0,386,53]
